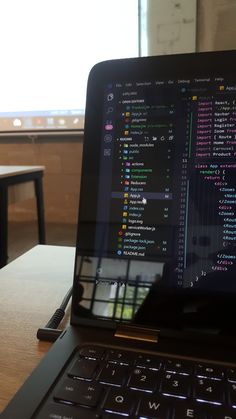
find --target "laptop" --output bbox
[2,49,236,419]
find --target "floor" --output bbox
[8,221,77,263]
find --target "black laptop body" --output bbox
[2,50,236,419]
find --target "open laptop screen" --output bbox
[73,51,236,330]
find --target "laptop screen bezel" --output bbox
[71,50,236,337]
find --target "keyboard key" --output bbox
[195,364,224,380]
[161,372,190,399]
[36,403,100,419]
[128,367,159,392]
[207,406,236,418]
[107,349,134,366]
[137,395,171,418]
[103,415,134,419]
[227,368,236,383]
[68,358,99,380]
[54,378,103,407]
[173,402,207,418]
[103,388,136,416]
[136,353,162,370]
[228,382,236,406]
[79,346,105,360]
[99,363,128,386]
[166,359,193,375]
[194,377,225,405]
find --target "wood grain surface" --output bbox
[0,245,75,412]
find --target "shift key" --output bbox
[36,403,100,419]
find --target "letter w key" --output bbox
[137,396,170,417]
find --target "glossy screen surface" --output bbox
[72,52,236,332]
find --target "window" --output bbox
[0,0,139,134]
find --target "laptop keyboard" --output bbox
[36,345,236,418]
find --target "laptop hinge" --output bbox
[114,324,159,343]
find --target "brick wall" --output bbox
[0,137,83,224]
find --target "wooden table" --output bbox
[0,244,75,413]
[0,165,46,268]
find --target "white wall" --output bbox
[141,0,197,55]
[197,0,236,51]
[142,0,236,55]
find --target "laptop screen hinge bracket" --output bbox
[114,324,159,343]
